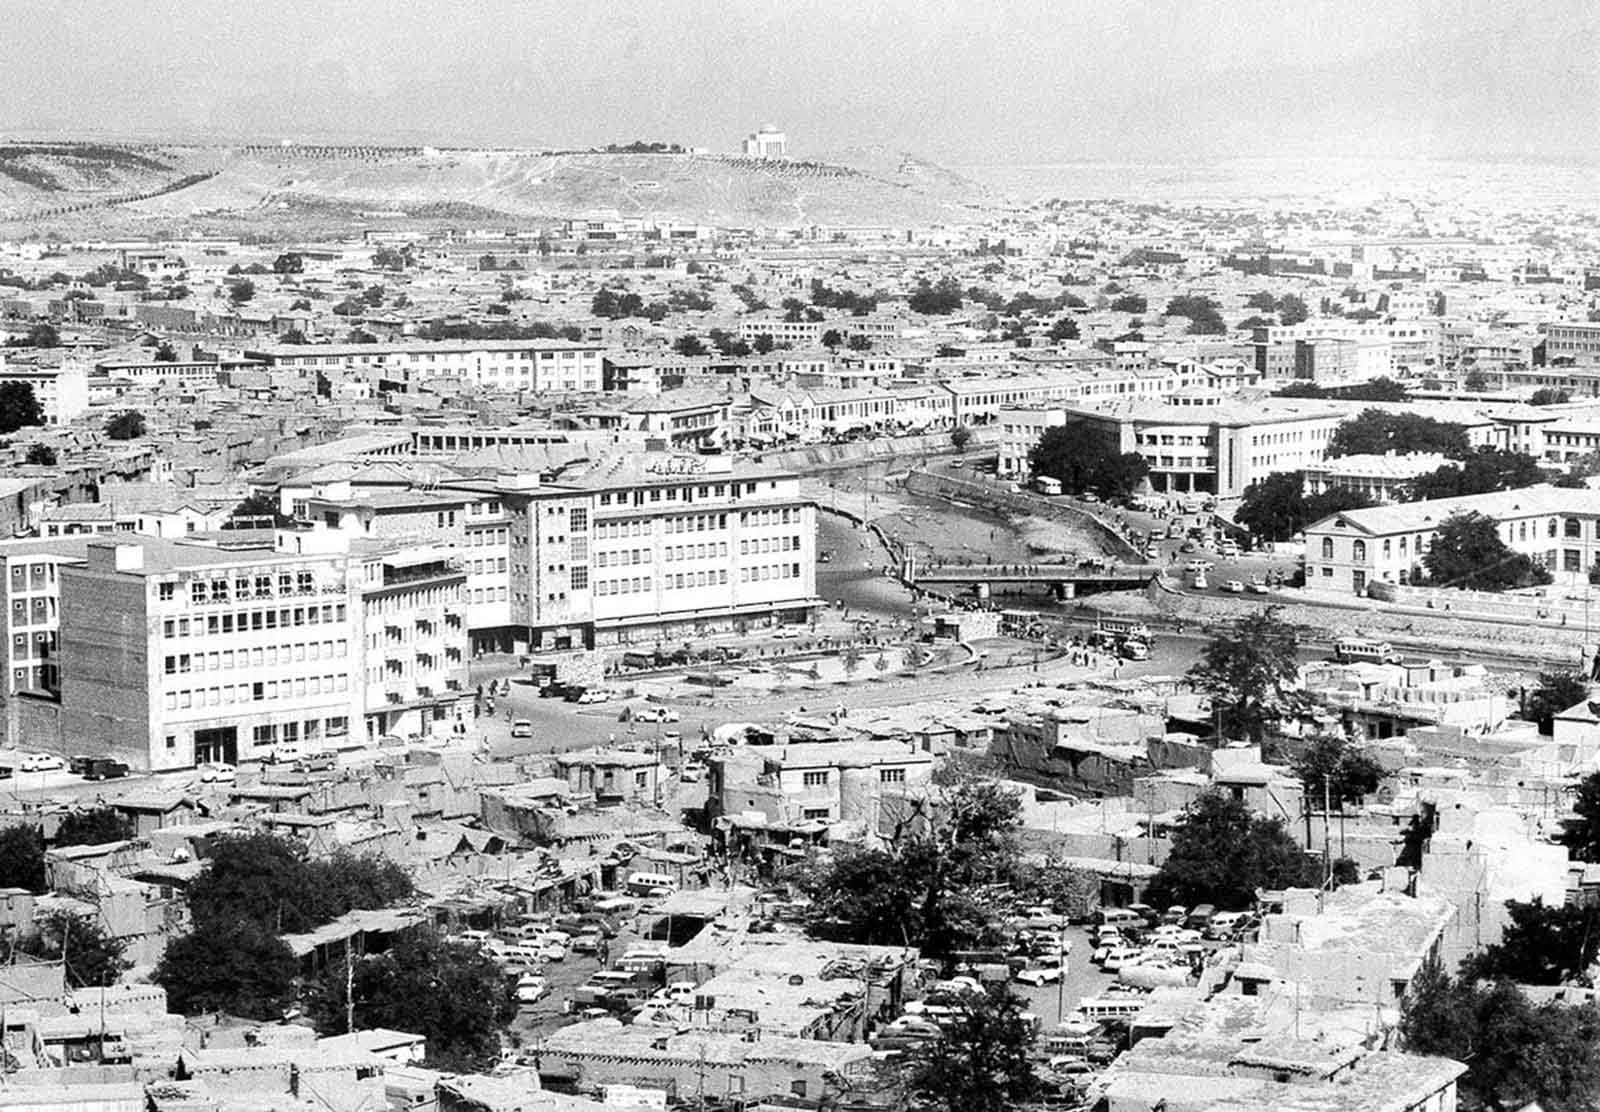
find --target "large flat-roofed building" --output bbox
[1047,394,1345,497]
[1303,483,1600,595]
[56,533,470,769]
[244,339,606,394]
[502,454,819,650]
[1546,321,1600,365]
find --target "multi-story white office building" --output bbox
[245,339,606,394]
[0,358,89,424]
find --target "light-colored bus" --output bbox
[1334,637,1402,665]
[624,872,679,898]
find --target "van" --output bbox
[1096,908,1143,930]
[1186,904,1217,932]
[624,872,679,898]
[1205,912,1245,940]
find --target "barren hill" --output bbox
[0,142,996,235]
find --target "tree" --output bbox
[1293,735,1383,806]
[907,277,964,315]
[1532,388,1572,406]
[54,807,133,847]
[478,253,498,271]
[153,341,178,362]
[1164,294,1225,334]
[1027,425,1149,501]
[25,322,59,348]
[1328,409,1470,459]
[1563,770,1600,862]
[104,411,146,440]
[950,424,973,451]
[187,834,413,936]
[310,929,514,1072]
[1461,898,1600,985]
[17,909,128,987]
[361,285,385,307]
[910,987,1039,1112]
[846,333,872,350]
[1424,511,1552,591]
[155,917,298,1020]
[1521,670,1589,735]
[1187,607,1307,743]
[0,381,44,433]
[1047,315,1079,342]
[1245,291,1277,311]
[227,279,255,304]
[752,333,775,354]
[1401,958,1600,1112]
[1408,447,1545,502]
[1464,367,1490,392]
[820,328,843,349]
[0,823,45,892]
[1144,792,1319,910]
[272,252,303,274]
[1235,471,1374,542]
[800,774,1022,959]
[231,491,289,527]
[25,444,56,466]
[372,247,406,271]
[1110,294,1147,314]
[672,334,707,357]
[1277,293,1309,325]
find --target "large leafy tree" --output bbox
[0,823,45,892]
[310,929,514,1072]
[187,835,413,935]
[910,987,1039,1112]
[1027,425,1149,501]
[18,909,128,987]
[1144,792,1319,910]
[1408,447,1546,502]
[155,918,298,1019]
[1235,472,1374,542]
[1461,899,1600,986]
[103,410,146,440]
[1327,409,1470,459]
[1402,958,1600,1112]
[0,382,43,433]
[1522,671,1590,735]
[1293,735,1383,806]
[799,772,1021,960]
[54,807,134,847]
[1187,607,1307,743]
[1424,511,1552,591]
[1563,770,1600,862]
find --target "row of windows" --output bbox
[741,536,802,555]
[465,558,508,575]
[367,586,454,615]
[164,639,348,673]
[801,766,907,785]
[467,587,510,604]
[166,571,323,604]
[741,563,801,582]
[164,673,350,710]
[467,527,510,546]
[739,508,798,527]
[10,597,54,627]
[667,542,729,562]
[7,563,54,590]
[161,604,347,639]
[252,718,347,746]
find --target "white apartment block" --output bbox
[56,533,469,771]
[245,340,606,394]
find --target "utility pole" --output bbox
[1322,776,1332,885]
[345,938,355,1034]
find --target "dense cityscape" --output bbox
[2,7,1600,1112]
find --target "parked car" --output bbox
[1015,964,1066,986]
[515,975,549,1005]
[1223,579,1245,593]
[67,755,94,776]
[83,758,130,781]
[650,706,682,723]
[268,742,306,764]
[18,753,65,774]
[510,719,534,738]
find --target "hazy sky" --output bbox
[3,0,1595,164]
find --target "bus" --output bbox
[1033,475,1063,496]
[1096,618,1151,643]
[1334,637,1403,665]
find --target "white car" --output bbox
[510,719,534,738]
[19,753,65,774]
[198,762,237,784]
[650,707,682,723]
[576,688,613,705]
[1015,964,1066,986]
[515,975,549,1005]
[1223,579,1245,593]
[269,742,306,764]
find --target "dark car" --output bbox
[67,755,95,776]
[83,758,130,781]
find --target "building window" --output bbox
[880,768,906,783]
[802,771,828,787]
[1352,540,1366,562]
[1321,537,1334,559]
